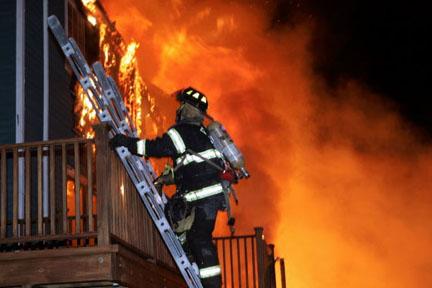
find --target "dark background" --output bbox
[272,0,430,136]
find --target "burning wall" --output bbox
[91,0,432,287]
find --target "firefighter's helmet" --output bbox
[175,87,208,113]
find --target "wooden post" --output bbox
[280,258,287,288]
[95,124,111,246]
[255,227,266,288]
[267,244,276,288]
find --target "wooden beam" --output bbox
[0,231,98,245]
[0,242,186,288]
[0,246,113,287]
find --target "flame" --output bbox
[87,15,97,26]
[119,41,143,135]
[100,1,432,287]
[74,84,96,139]
[75,0,163,139]
[82,0,97,14]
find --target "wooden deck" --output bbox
[0,125,183,287]
[0,125,284,287]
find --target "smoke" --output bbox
[101,0,432,287]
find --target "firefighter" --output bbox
[110,87,225,288]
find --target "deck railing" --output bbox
[0,137,96,247]
[0,125,175,268]
[0,126,286,286]
[214,227,287,288]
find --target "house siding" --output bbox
[0,0,16,145]
[48,0,75,139]
[24,0,44,142]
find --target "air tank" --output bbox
[207,121,250,178]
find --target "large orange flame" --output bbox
[77,0,153,138]
[119,41,143,136]
[100,1,432,287]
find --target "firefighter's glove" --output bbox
[109,134,139,155]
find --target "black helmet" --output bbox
[175,87,208,112]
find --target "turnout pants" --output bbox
[186,194,225,288]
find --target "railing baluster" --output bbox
[255,227,266,288]
[37,146,43,235]
[62,143,67,233]
[230,236,234,288]
[237,237,242,288]
[244,237,249,288]
[25,148,31,236]
[268,244,276,288]
[86,142,93,232]
[1,149,6,239]
[50,145,56,235]
[12,148,18,237]
[221,239,227,288]
[251,237,257,288]
[74,142,80,235]
[280,258,287,288]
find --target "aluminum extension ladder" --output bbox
[48,15,203,288]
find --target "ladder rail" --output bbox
[48,15,203,288]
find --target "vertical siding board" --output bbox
[48,0,74,140]
[24,0,43,142]
[0,149,6,238]
[0,2,16,146]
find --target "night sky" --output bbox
[273,0,431,135]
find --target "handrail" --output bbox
[0,137,92,150]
